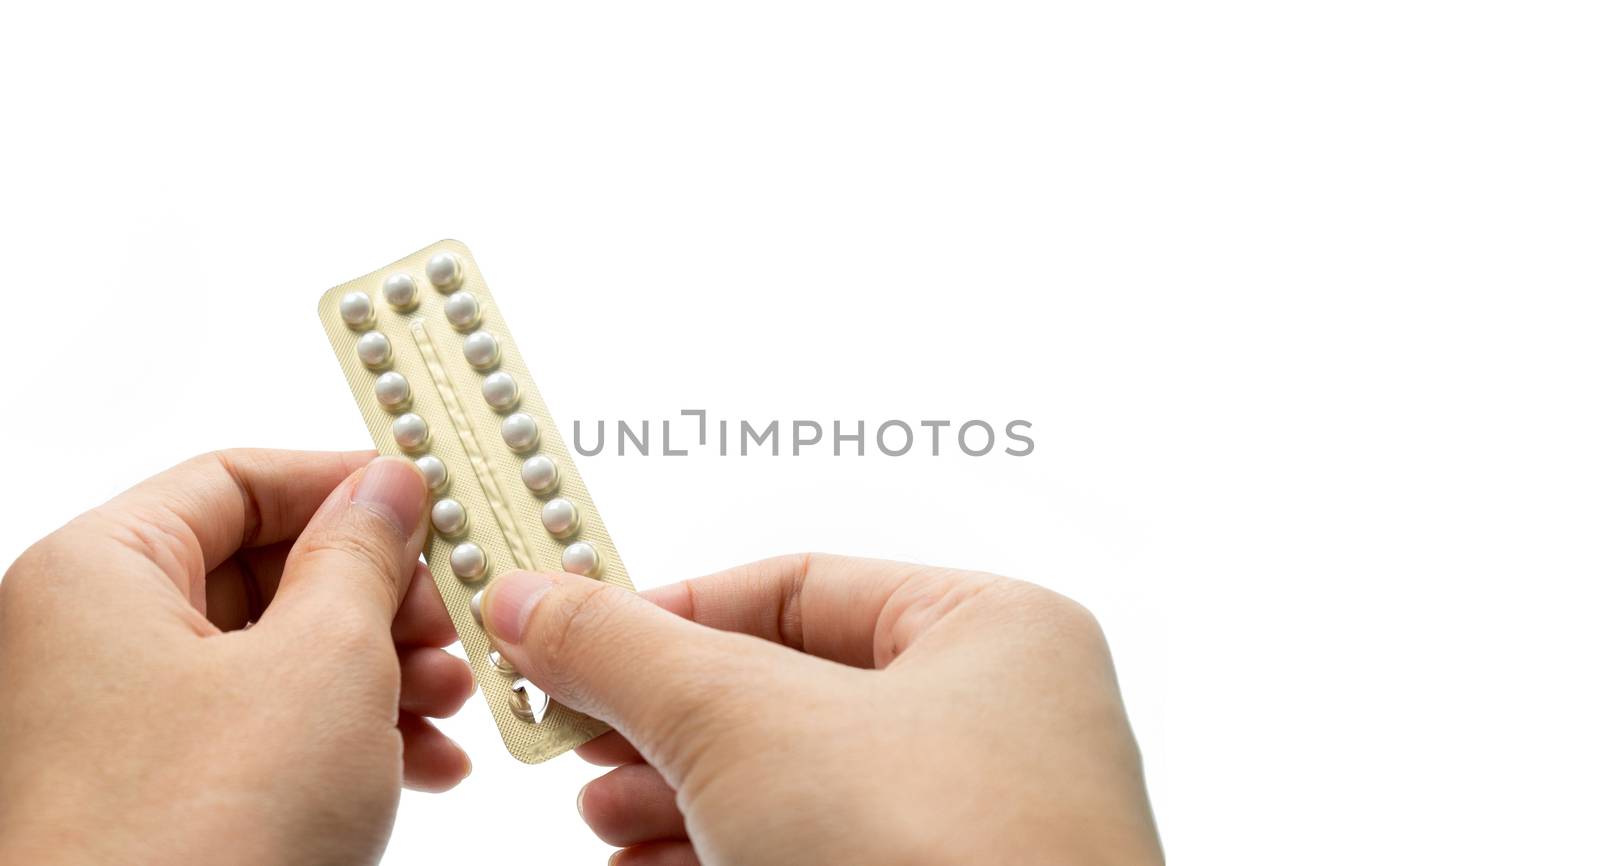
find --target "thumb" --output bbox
[265,457,429,640]
[481,570,787,777]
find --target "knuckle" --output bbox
[316,603,396,664]
[205,446,252,464]
[533,582,628,695]
[659,654,813,789]
[993,582,1113,671]
[989,577,1105,635]
[1053,592,1101,631]
[294,532,405,611]
[202,447,270,475]
[1022,582,1103,637]
[197,448,233,471]
[1,527,80,603]
[171,450,267,548]
[2,542,48,598]
[271,617,398,698]
[651,662,742,732]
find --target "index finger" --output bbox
[640,553,1001,669]
[101,448,376,575]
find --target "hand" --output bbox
[480,555,1162,866]
[0,450,474,866]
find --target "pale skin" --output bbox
[0,449,1162,865]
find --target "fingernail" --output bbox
[575,780,590,820]
[351,457,426,536]
[486,571,554,641]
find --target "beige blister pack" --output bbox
[317,240,633,764]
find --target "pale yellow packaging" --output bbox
[317,239,632,764]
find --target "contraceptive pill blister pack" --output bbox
[318,240,633,764]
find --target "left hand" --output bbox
[0,450,473,866]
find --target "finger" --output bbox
[19,451,376,621]
[391,562,458,648]
[480,570,805,781]
[399,713,472,793]
[641,553,1002,668]
[398,647,474,718]
[610,841,699,866]
[576,730,645,767]
[579,764,686,847]
[262,457,429,640]
[104,449,375,577]
[213,554,456,643]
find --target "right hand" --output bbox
[480,555,1162,866]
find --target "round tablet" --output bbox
[414,455,449,493]
[501,413,539,452]
[450,542,487,581]
[521,455,559,495]
[482,372,519,411]
[443,291,481,331]
[488,650,518,675]
[470,588,485,625]
[339,291,374,329]
[541,498,580,538]
[426,252,463,291]
[392,413,429,452]
[382,273,419,310]
[374,372,411,411]
[431,498,468,536]
[463,330,499,369]
[510,679,549,723]
[561,541,601,577]
[355,331,391,368]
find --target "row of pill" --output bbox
[415,255,551,721]
[338,250,467,328]
[502,411,601,577]
[417,257,606,582]
[337,255,496,586]
[333,251,549,728]
[343,255,595,690]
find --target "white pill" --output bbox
[482,372,519,411]
[374,372,411,411]
[521,455,559,495]
[356,331,391,368]
[392,413,429,452]
[541,498,580,538]
[561,541,601,577]
[470,588,485,625]
[450,542,487,581]
[431,498,468,536]
[414,455,449,493]
[501,413,540,452]
[488,650,518,674]
[339,291,374,328]
[382,273,419,310]
[509,679,549,723]
[463,330,499,369]
[444,291,481,330]
[426,252,463,291]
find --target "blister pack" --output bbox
[317,240,633,764]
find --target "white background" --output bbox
[2,2,1596,863]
